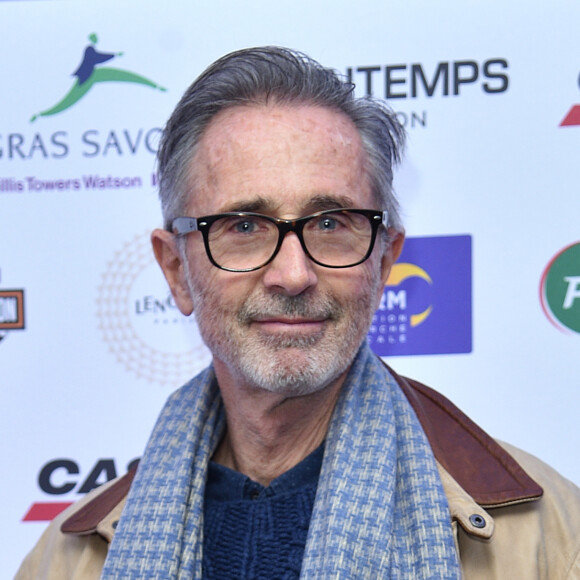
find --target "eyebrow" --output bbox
[221,194,357,216]
[222,196,277,214]
[303,194,356,213]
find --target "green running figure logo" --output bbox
[30,33,166,122]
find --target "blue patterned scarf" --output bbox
[101,343,461,578]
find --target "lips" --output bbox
[253,316,326,324]
[252,317,327,334]
[237,293,340,329]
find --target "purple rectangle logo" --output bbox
[368,235,472,356]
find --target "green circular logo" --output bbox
[540,242,580,334]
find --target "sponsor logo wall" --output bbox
[1,2,578,576]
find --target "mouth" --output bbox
[239,294,340,340]
[251,316,327,334]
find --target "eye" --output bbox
[233,219,258,234]
[318,216,339,231]
[312,213,352,233]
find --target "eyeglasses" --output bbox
[171,208,388,272]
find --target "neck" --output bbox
[212,364,347,486]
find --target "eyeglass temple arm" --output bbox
[171,217,200,235]
[380,211,389,228]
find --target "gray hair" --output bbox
[157,46,406,231]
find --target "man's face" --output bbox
[157,104,401,396]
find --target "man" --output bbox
[16,46,580,579]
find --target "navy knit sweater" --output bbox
[202,445,324,579]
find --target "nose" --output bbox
[261,232,318,296]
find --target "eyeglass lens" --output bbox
[207,210,374,270]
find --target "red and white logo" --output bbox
[560,72,580,127]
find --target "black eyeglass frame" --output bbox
[171,208,389,272]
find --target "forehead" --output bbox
[185,104,374,216]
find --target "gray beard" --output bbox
[235,294,357,395]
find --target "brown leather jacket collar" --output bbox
[62,366,542,535]
[387,364,542,507]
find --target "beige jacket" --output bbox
[15,371,580,579]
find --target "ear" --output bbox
[374,229,405,309]
[151,229,194,316]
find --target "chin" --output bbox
[235,342,353,397]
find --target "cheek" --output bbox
[184,236,224,293]
[328,262,381,307]
[189,264,259,317]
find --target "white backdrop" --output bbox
[1,1,579,576]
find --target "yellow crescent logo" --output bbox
[386,263,433,327]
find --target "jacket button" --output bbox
[469,514,486,528]
[112,520,119,529]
